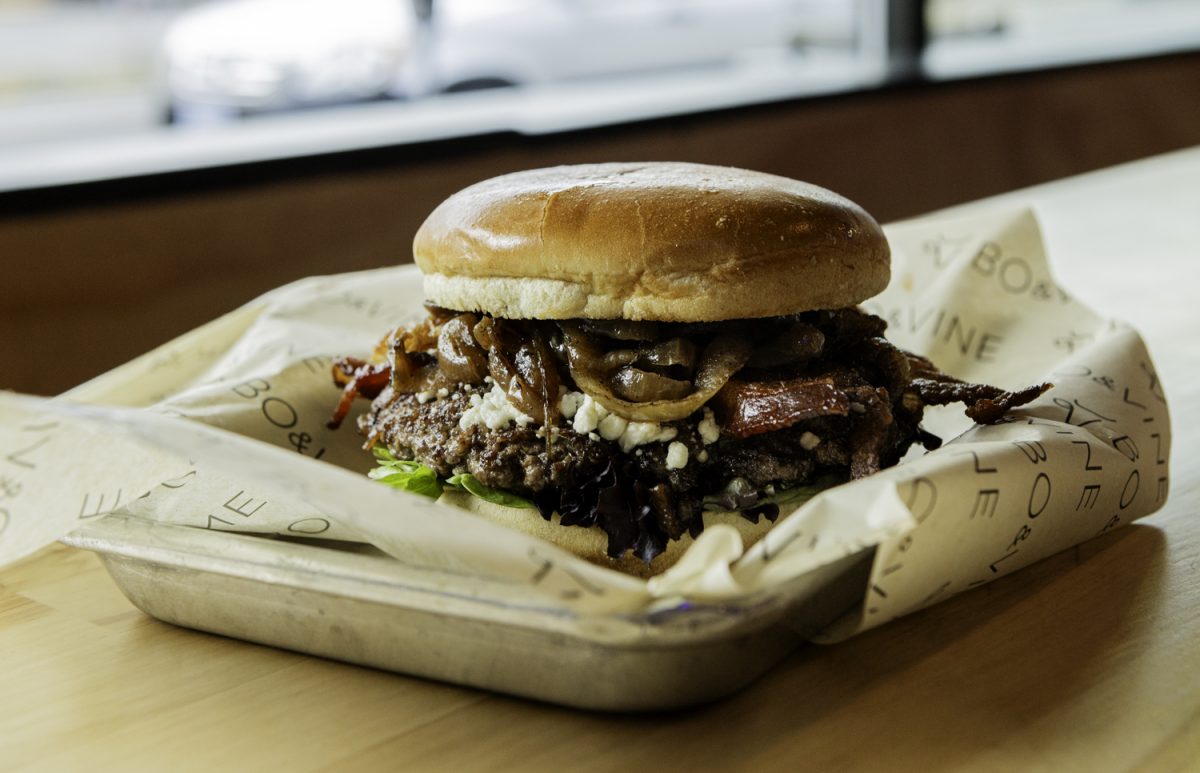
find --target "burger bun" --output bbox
[414,162,889,322]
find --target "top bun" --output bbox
[413,162,889,322]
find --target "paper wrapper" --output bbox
[0,208,1172,638]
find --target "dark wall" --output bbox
[5,52,1200,395]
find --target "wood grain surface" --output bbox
[3,148,1199,772]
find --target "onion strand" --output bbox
[561,324,751,422]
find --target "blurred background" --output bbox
[3,0,1200,394]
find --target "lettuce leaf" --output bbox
[368,449,443,499]
[368,447,534,508]
[445,473,536,509]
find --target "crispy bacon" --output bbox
[328,357,391,430]
[845,385,894,479]
[910,378,1051,424]
[712,376,851,440]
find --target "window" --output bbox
[1,0,1197,191]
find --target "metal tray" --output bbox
[63,514,871,711]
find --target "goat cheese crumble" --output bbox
[697,408,720,445]
[559,391,679,452]
[459,383,535,430]
[665,441,689,470]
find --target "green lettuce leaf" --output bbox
[445,473,536,509]
[368,448,534,508]
[368,448,443,499]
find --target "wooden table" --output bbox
[4,149,1199,772]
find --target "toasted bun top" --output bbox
[413,162,889,322]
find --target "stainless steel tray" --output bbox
[64,514,871,711]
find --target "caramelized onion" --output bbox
[388,336,447,395]
[484,319,560,424]
[388,336,419,388]
[604,337,698,375]
[399,316,440,354]
[561,324,751,422]
[576,319,661,341]
[423,303,459,324]
[610,366,692,402]
[472,315,495,349]
[436,314,488,384]
[601,349,639,369]
[746,320,825,369]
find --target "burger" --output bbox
[329,162,1047,576]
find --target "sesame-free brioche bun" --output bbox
[439,489,791,579]
[413,162,890,322]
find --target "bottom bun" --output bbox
[438,490,797,578]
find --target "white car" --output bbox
[163,0,856,122]
[402,0,855,95]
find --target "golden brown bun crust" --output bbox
[414,162,890,322]
[439,490,784,579]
